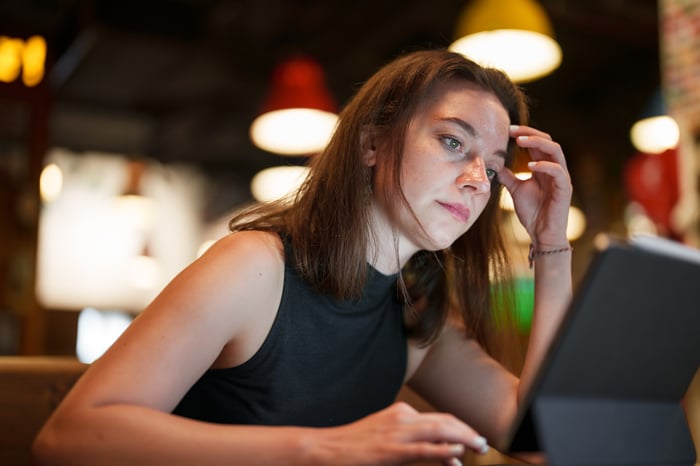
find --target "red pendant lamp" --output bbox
[250,55,338,155]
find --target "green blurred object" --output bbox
[490,276,534,333]
[513,276,534,332]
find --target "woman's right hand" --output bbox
[308,401,489,466]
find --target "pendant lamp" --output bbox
[629,90,679,154]
[250,165,310,202]
[449,0,562,83]
[250,55,338,155]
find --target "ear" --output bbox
[360,129,377,167]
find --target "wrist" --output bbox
[297,426,344,466]
[528,243,573,269]
[530,237,570,250]
[289,426,328,466]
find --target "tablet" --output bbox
[498,234,700,465]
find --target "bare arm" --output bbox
[32,231,488,466]
[405,254,571,450]
[517,247,572,401]
[406,326,520,444]
[499,125,574,400]
[32,231,314,466]
[408,124,573,446]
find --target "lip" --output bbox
[438,201,470,223]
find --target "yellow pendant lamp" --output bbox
[449,0,562,83]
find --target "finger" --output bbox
[515,136,567,168]
[509,124,553,141]
[496,166,519,193]
[527,162,573,202]
[510,126,566,166]
[528,160,571,186]
[444,457,464,466]
[409,416,489,455]
[391,441,465,464]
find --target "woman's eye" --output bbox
[486,168,498,181]
[442,136,462,151]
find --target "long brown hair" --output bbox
[230,49,529,352]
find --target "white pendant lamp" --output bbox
[629,90,680,154]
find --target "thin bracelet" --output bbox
[528,243,573,269]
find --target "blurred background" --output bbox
[0,0,698,361]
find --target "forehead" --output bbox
[419,79,504,113]
[414,79,510,136]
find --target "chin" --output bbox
[424,234,460,251]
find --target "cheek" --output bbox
[401,166,441,206]
[402,152,445,186]
[399,158,421,192]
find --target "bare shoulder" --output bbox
[202,229,284,271]
[58,230,287,413]
[194,230,287,367]
[200,230,287,312]
[182,230,286,336]
[148,229,284,305]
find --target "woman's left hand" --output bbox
[496,125,573,248]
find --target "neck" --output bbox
[366,202,417,275]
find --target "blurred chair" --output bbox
[0,356,87,466]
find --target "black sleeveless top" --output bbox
[172,242,407,427]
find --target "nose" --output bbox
[457,157,491,194]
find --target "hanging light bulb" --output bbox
[449,0,562,83]
[250,55,338,155]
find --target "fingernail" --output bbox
[528,161,537,168]
[518,135,529,141]
[472,435,489,454]
[449,443,464,456]
[509,124,519,131]
[449,458,464,466]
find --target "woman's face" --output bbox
[371,79,510,256]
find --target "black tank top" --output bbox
[173,242,407,427]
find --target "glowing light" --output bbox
[40,163,64,203]
[499,171,532,210]
[251,165,310,202]
[0,37,23,83]
[250,109,337,155]
[22,35,47,87]
[629,115,680,154]
[566,206,586,241]
[449,0,561,83]
[0,35,46,86]
[450,29,561,82]
[250,55,337,155]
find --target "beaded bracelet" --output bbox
[528,243,573,269]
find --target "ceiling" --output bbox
[1,0,661,225]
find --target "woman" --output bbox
[33,49,573,466]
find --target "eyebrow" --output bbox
[440,117,508,160]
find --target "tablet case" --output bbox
[500,235,700,465]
